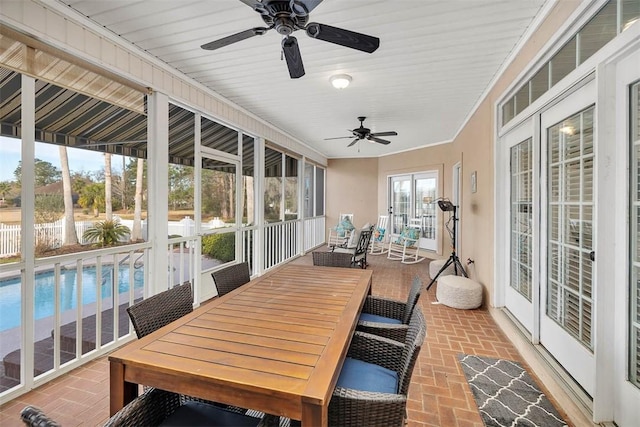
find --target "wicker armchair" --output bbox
[312,251,353,267]
[211,262,251,297]
[126,281,193,338]
[328,309,426,427]
[357,275,422,342]
[21,388,264,427]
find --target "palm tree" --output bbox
[78,183,105,217]
[83,218,130,247]
[131,158,144,241]
[59,146,78,245]
[105,153,113,221]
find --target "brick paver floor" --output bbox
[0,251,571,426]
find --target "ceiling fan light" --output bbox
[330,74,352,89]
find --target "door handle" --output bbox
[589,251,595,262]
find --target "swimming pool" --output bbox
[0,265,144,332]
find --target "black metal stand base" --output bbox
[426,251,468,291]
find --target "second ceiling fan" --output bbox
[200,0,380,78]
[325,117,398,147]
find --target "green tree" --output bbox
[201,168,235,221]
[78,183,106,217]
[34,194,64,223]
[71,171,92,195]
[0,181,12,203]
[14,158,61,187]
[168,164,194,210]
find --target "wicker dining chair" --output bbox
[20,406,60,427]
[357,275,423,342]
[21,388,265,427]
[334,225,374,269]
[312,251,353,267]
[124,281,259,418]
[328,309,427,427]
[211,262,251,297]
[126,281,193,339]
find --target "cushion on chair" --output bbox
[359,313,403,324]
[336,357,399,394]
[394,226,420,246]
[160,401,259,427]
[336,217,355,237]
[347,223,371,247]
[373,227,386,242]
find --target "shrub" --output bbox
[201,233,235,262]
[34,194,64,223]
[83,219,130,247]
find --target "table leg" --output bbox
[109,361,138,416]
[301,402,327,427]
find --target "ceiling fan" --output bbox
[325,117,398,147]
[200,0,380,79]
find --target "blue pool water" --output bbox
[0,266,144,332]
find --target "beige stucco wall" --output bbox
[325,0,583,305]
[326,157,379,232]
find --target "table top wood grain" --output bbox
[109,264,372,426]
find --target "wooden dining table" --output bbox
[109,264,372,426]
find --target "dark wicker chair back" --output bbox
[22,388,263,427]
[20,406,60,427]
[126,281,193,338]
[211,262,251,297]
[312,251,353,267]
[402,275,423,324]
[398,308,426,395]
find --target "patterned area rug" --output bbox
[458,354,568,427]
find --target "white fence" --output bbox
[0,216,212,258]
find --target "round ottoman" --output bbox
[436,275,483,309]
[429,258,456,280]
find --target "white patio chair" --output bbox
[369,215,389,255]
[327,213,355,249]
[387,218,425,264]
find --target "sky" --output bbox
[0,136,122,182]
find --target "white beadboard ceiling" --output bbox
[60,0,547,159]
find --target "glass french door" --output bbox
[504,120,536,334]
[540,79,596,396]
[389,175,410,235]
[617,49,640,427]
[389,172,438,251]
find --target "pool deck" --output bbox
[0,249,222,393]
[0,301,134,393]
